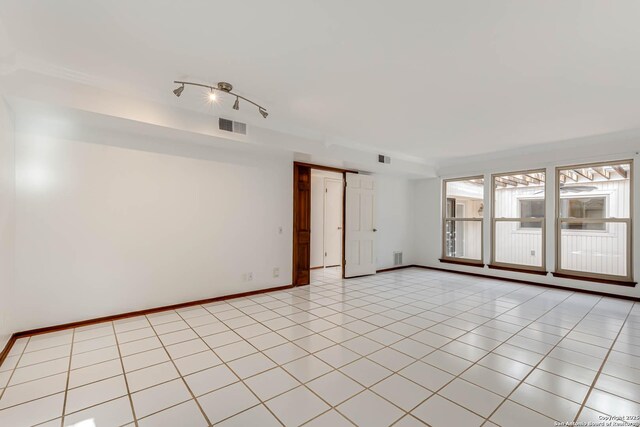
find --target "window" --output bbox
[556,160,633,281]
[560,197,606,230]
[491,170,545,271]
[519,199,544,229]
[442,177,484,264]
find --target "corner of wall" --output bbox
[0,95,16,350]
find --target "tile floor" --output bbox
[1,267,639,426]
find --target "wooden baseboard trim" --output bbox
[0,283,294,365]
[0,334,18,368]
[439,258,484,268]
[488,264,548,276]
[551,272,637,287]
[376,265,414,273]
[412,265,640,302]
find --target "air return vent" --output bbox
[219,118,247,135]
[378,154,391,164]
[393,251,403,266]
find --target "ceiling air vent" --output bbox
[378,154,391,164]
[219,118,247,135]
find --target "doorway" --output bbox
[310,170,344,270]
[292,162,378,286]
[292,162,350,286]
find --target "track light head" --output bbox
[259,108,268,118]
[173,84,185,97]
[233,97,240,110]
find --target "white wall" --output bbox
[414,150,640,298]
[375,174,415,269]
[13,128,293,331]
[0,97,15,349]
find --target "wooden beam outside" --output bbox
[613,165,628,179]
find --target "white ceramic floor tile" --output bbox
[460,364,520,397]
[70,346,120,370]
[371,374,432,411]
[68,358,123,389]
[9,357,69,386]
[244,367,300,401]
[307,370,364,406]
[304,409,353,427]
[524,368,589,404]
[227,352,276,379]
[263,342,308,365]
[399,361,454,391]
[3,267,640,426]
[246,332,288,351]
[197,382,259,424]
[126,361,179,392]
[265,386,330,426]
[367,347,415,371]
[0,373,67,410]
[173,350,222,376]
[213,340,257,362]
[338,390,404,427]
[510,383,580,421]
[340,358,393,387]
[65,375,128,414]
[490,400,555,427]
[283,355,333,383]
[412,394,483,427]
[131,378,192,419]
[439,378,503,417]
[216,403,281,427]
[0,393,64,427]
[63,396,133,427]
[314,344,361,368]
[184,364,238,397]
[121,347,169,372]
[137,399,208,427]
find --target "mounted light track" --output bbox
[172,80,268,118]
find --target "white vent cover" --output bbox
[219,118,247,135]
[393,251,403,266]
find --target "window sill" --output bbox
[488,264,548,276]
[552,272,637,287]
[439,258,484,268]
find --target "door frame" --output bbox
[292,162,358,285]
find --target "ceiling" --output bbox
[1,0,640,165]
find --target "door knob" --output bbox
[373,228,378,232]
[338,227,342,230]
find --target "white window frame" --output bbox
[555,160,634,283]
[491,169,546,272]
[441,176,484,265]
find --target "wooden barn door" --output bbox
[293,164,311,286]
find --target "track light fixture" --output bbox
[172,84,185,97]
[172,80,268,118]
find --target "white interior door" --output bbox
[345,173,376,277]
[324,178,343,267]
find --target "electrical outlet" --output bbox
[530,250,536,256]
[273,267,280,278]
[247,272,253,281]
